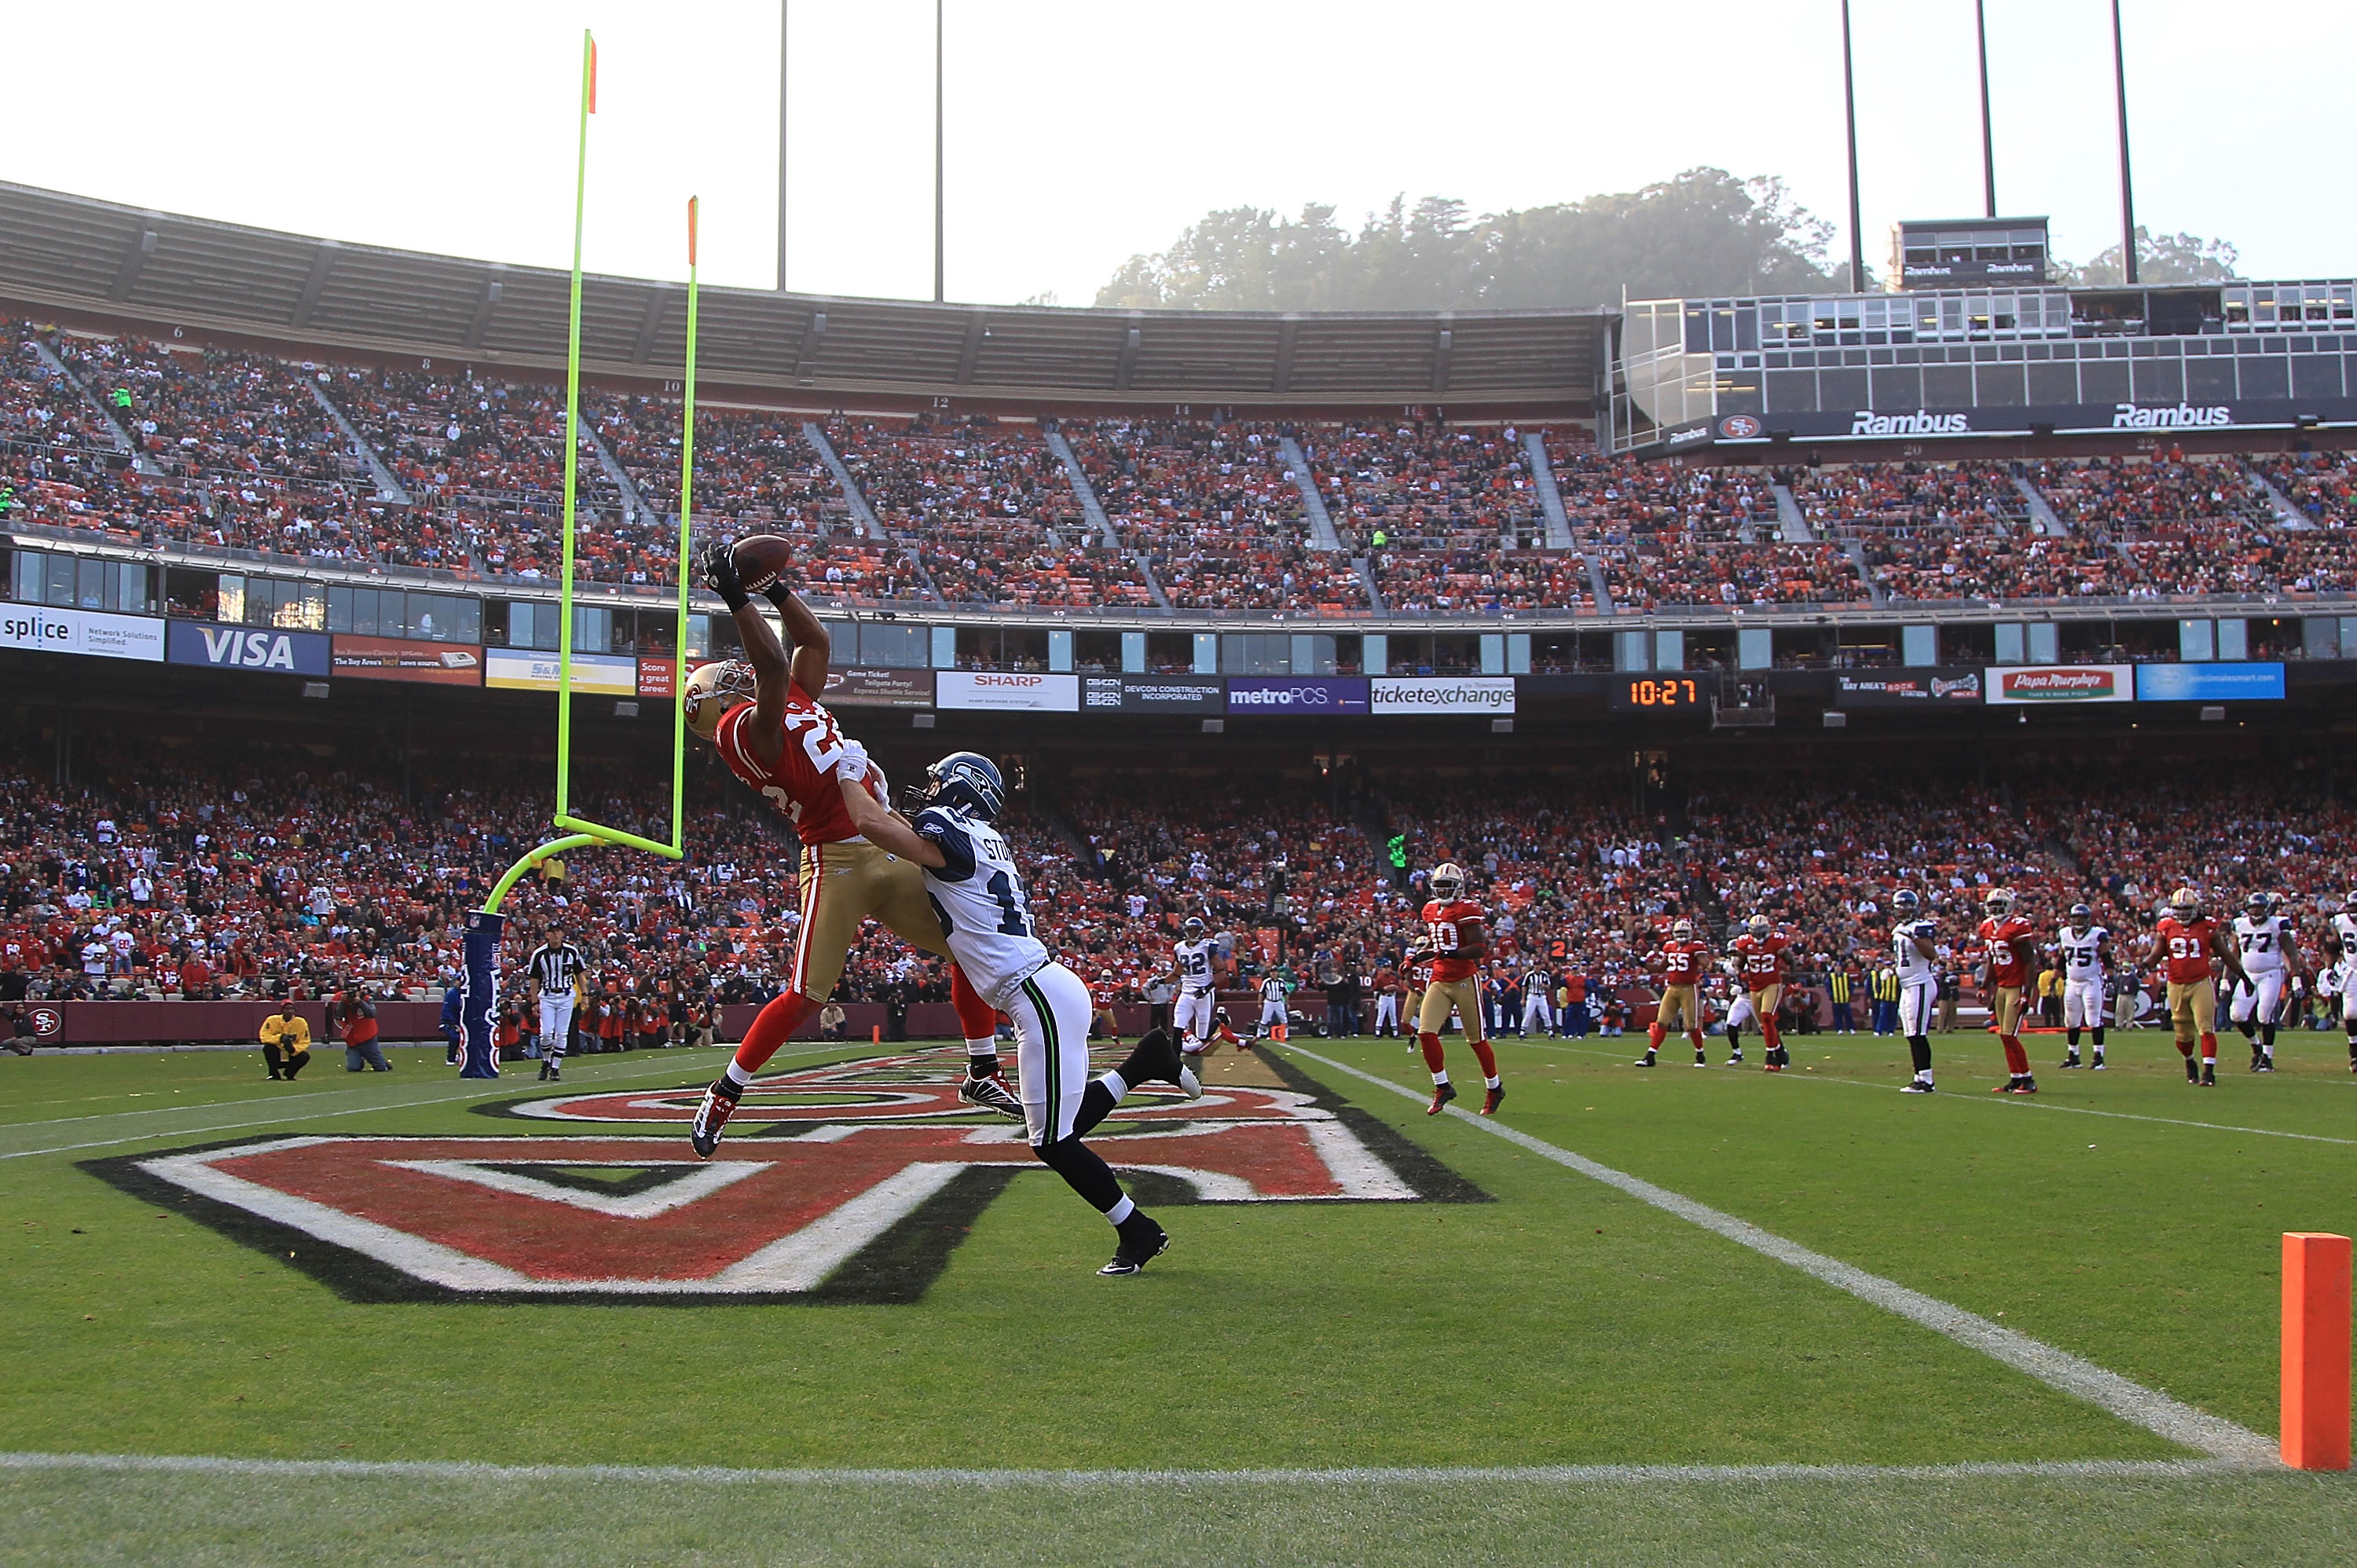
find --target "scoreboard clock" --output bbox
[1609,676,1708,713]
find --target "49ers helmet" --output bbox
[1670,918,1695,940]
[682,659,759,741]
[2169,886,2201,921]
[1428,863,1466,900]
[1746,913,1772,939]
[1983,887,2015,918]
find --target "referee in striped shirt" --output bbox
[527,926,585,1082]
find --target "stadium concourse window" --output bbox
[1072,630,1121,674]
[9,548,153,614]
[1146,631,1194,673]
[1773,628,1835,669]
[955,625,1049,671]
[324,585,480,643]
[1943,622,1997,664]
[218,576,324,631]
[1835,629,1901,669]
[2106,620,2177,663]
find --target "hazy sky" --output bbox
[5,2,2348,306]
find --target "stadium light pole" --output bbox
[2111,0,2138,285]
[1840,0,1865,291]
[1975,0,1996,217]
[792,0,801,290]
[776,1,789,292]
[933,0,945,304]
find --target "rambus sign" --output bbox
[1982,664,2135,705]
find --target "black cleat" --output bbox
[1637,1049,1658,1068]
[1099,1213,1169,1276]
[2014,1075,2038,1095]
[691,1076,742,1159]
[959,1070,1028,1120]
[2185,1057,2201,1083]
[2200,1062,2216,1086]
[1427,1081,1459,1116]
[2060,1052,2081,1069]
[1136,1028,1204,1101]
[1901,1079,1936,1094]
[1692,1047,1707,1067]
[2255,1058,2275,1073]
[537,1061,550,1081]
[1481,1083,1505,1116]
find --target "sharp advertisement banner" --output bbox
[1083,675,1226,714]
[1835,668,1983,707]
[1,605,163,662]
[1370,676,1517,716]
[2135,662,2286,703]
[1982,665,2135,705]
[167,621,332,676]
[482,649,637,696]
[332,636,482,686]
[935,671,1078,713]
[823,667,935,709]
[1225,677,1370,716]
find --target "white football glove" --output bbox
[830,738,871,779]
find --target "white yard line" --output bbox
[0,1450,2261,1488]
[1283,1046,2276,1466]
[0,1046,845,1163]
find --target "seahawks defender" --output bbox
[2229,892,2302,1072]
[1171,916,1222,1068]
[2056,904,2112,1071]
[1893,891,1942,1093]
[837,749,1202,1276]
[2330,892,2357,1073]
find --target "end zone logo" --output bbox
[87,1050,1483,1304]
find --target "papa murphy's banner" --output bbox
[0,605,163,662]
[332,636,482,686]
[823,667,934,709]
[1835,668,1982,707]
[1983,665,2134,705]
[936,671,1078,713]
[483,648,636,696]
[1226,677,1370,716]
[2135,662,2286,702]
[167,620,331,676]
[1083,675,1225,714]
[1370,676,1517,715]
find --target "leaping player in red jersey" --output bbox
[1411,862,1503,1116]
[680,541,1003,1156]
[1729,914,1794,1071]
[2142,886,2244,1087]
[1638,918,1712,1068]
[1976,887,2040,1094]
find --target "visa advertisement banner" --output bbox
[167,621,332,676]
[1982,665,2134,705]
[332,636,482,686]
[2135,663,2286,702]
[483,648,637,695]
[1370,676,1517,715]
[936,671,1079,713]
[1226,677,1371,715]
[1,605,163,662]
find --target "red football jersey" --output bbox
[1732,932,1791,988]
[1977,916,2035,987]
[2156,916,2220,985]
[713,685,886,848]
[1420,899,1487,983]
[1657,939,1710,984]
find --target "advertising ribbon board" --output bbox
[1835,668,1984,706]
[333,636,483,686]
[935,671,1079,713]
[1225,677,1371,716]
[2,606,164,662]
[1982,665,2134,705]
[1369,676,1517,715]
[2135,663,2286,702]
[483,648,637,695]
[1083,676,1226,714]
[167,621,332,676]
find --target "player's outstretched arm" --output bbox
[771,585,833,704]
[702,542,788,769]
[837,772,945,869]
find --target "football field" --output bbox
[4,1028,2353,1565]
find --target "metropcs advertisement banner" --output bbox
[1,606,163,662]
[1371,676,1517,715]
[167,621,331,676]
[936,671,1078,713]
[1226,677,1370,715]
[1982,665,2134,705]
[2135,662,2286,702]
[332,636,482,686]
[483,649,636,696]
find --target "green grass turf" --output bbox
[2,1030,2350,1562]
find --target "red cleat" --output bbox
[1427,1082,1459,1116]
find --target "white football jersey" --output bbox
[1173,938,1219,995]
[910,805,1050,1009]
[2234,914,2289,973]
[2333,914,2357,975]
[2057,925,2109,983]
[1893,920,1939,984]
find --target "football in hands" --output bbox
[729,533,795,595]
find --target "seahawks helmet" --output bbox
[1892,888,1921,915]
[681,658,759,742]
[2069,903,2094,925]
[1182,916,1206,940]
[1747,913,1772,939]
[917,751,1006,820]
[1429,863,1466,900]
[1983,887,2015,918]
[2245,891,2274,918]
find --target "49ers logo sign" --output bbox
[85,1049,1481,1304]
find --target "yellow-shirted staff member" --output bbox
[259,1002,312,1081]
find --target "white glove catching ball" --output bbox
[831,739,871,779]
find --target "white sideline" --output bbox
[1283,1046,2277,1466]
[0,1451,2266,1489]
